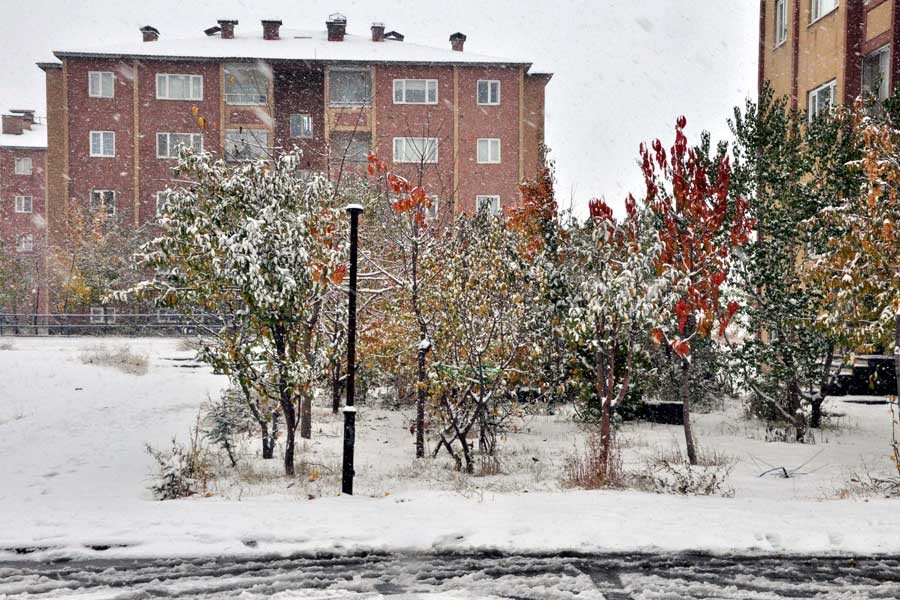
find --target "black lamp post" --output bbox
[342,203,363,495]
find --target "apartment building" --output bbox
[759,0,899,116]
[0,110,47,316]
[38,14,550,245]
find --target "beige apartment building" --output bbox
[759,0,899,115]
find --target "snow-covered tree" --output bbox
[643,117,754,465]
[125,148,348,476]
[565,196,669,480]
[806,103,900,403]
[422,210,537,473]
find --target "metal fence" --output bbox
[0,313,225,336]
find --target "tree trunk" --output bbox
[300,393,312,439]
[261,411,277,459]
[331,362,343,414]
[416,344,427,458]
[680,358,698,465]
[280,399,297,476]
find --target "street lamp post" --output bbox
[342,203,363,495]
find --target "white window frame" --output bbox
[477,80,501,105]
[476,195,501,215]
[224,129,271,162]
[392,79,438,104]
[89,131,115,157]
[14,195,33,214]
[862,45,891,102]
[88,71,115,98]
[156,132,204,159]
[14,157,33,175]
[477,138,502,164]
[775,0,788,47]
[90,190,117,216]
[224,64,269,106]
[156,73,203,101]
[811,0,838,24]
[289,113,314,139]
[808,80,836,122]
[15,233,34,253]
[392,137,438,164]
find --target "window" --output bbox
[89,71,115,98]
[290,113,313,139]
[156,74,203,101]
[224,64,269,105]
[156,132,203,159]
[863,46,891,102]
[331,132,371,164]
[225,129,270,161]
[14,196,32,213]
[476,195,501,215]
[808,80,836,122]
[393,79,438,104]
[90,307,115,324]
[89,131,115,157]
[329,68,371,106]
[392,137,438,163]
[811,0,838,22]
[477,138,501,164]
[775,0,788,47]
[426,196,439,220]
[14,157,32,175]
[90,190,117,215]
[15,234,34,253]
[156,191,170,217]
[477,80,501,105]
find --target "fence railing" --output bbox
[0,313,225,336]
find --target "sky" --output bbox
[0,0,759,216]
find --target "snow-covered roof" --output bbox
[54,29,536,70]
[0,120,47,150]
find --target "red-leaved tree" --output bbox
[643,117,754,465]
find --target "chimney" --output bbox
[2,115,24,135]
[262,19,282,40]
[218,19,238,39]
[326,13,347,42]
[371,22,385,42]
[385,30,404,41]
[140,25,160,42]
[450,32,466,52]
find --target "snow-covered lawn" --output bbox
[0,337,898,561]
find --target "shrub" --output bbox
[80,345,149,375]
[146,417,210,500]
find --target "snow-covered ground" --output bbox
[0,337,898,562]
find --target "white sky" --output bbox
[0,0,758,216]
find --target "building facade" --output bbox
[759,0,900,114]
[0,110,47,318]
[39,14,551,241]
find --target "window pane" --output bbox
[393,80,403,103]
[405,80,427,103]
[478,81,489,104]
[102,73,113,97]
[157,133,168,157]
[329,69,371,105]
[225,66,269,105]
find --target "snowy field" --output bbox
[1,337,899,563]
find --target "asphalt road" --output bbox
[1,551,899,598]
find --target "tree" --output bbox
[565,195,668,480]
[806,102,900,404]
[125,149,348,476]
[728,85,846,432]
[642,117,754,465]
[422,210,536,473]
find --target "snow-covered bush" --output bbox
[145,419,211,500]
[80,344,149,375]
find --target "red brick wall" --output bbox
[456,66,521,214]
[373,65,456,207]
[273,65,326,171]
[137,60,221,223]
[65,58,137,224]
[0,146,47,255]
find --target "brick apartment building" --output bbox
[0,110,47,317]
[759,0,900,115]
[38,13,550,247]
